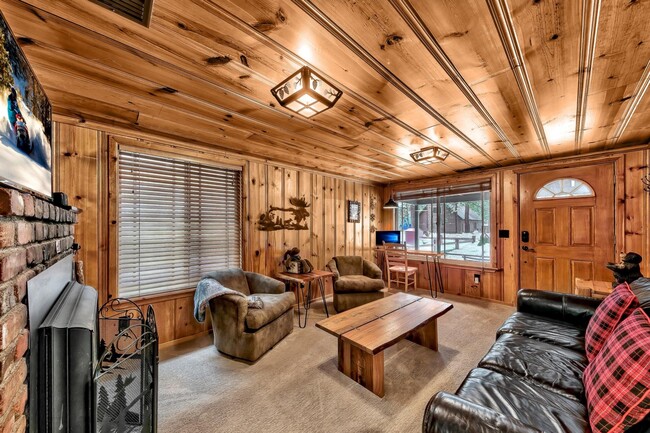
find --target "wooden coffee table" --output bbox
[315,293,453,397]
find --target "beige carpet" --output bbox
[158,291,514,433]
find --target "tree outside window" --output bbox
[395,186,491,263]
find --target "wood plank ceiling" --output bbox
[2,0,650,183]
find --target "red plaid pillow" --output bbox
[585,283,639,361]
[583,308,650,433]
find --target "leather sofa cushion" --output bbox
[456,368,589,433]
[478,333,588,400]
[585,282,639,362]
[334,275,385,293]
[497,312,585,352]
[245,292,294,331]
[584,308,650,433]
[334,256,364,277]
[630,277,650,308]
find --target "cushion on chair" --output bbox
[204,268,250,295]
[583,308,650,433]
[585,282,639,362]
[334,290,386,312]
[497,312,586,351]
[388,265,418,273]
[244,292,294,331]
[334,275,385,293]
[478,333,588,400]
[456,368,589,433]
[334,256,364,277]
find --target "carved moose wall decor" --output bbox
[258,196,311,231]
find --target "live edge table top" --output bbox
[316,293,453,355]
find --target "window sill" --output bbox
[409,255,500,272]
[122,287,196,304]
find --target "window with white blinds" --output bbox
[118,149,242,298]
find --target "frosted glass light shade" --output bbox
[271,66,343,118]
[410,146,449,164]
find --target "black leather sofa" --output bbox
[423,285,650,433]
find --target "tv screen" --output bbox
[376,230,401,246]
[0,11,52,197]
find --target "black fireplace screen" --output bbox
[95,299,158,433]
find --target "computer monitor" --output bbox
[375,230,401,246]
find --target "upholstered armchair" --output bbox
[204,269,295,362]
[326,256,386,312]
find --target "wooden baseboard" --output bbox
[159,330,211,349]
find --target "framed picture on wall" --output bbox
[0,11,52,198]
[347,200,361,223]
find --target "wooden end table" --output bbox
[316,293,453,397]
[276,270,332,328]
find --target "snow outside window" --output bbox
[394,183,491,263]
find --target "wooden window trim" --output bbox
[107,136,246,301]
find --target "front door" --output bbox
[519,164,615,293]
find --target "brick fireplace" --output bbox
[0,187,77,432]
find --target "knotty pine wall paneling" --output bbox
[244,162,383,279]
[53,124,108,305]
[621,150,649,263]
[501,170,519,305]
[323,177,336,260]
[335,178,347,257]
[265,166,284,273]
[283,169,299,267]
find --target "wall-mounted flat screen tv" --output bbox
[376,230,401,246]
[0,12,52,197]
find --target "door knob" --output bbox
[521,246,535,252]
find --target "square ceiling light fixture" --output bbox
[271,67,343,118]
[410,146,449,164]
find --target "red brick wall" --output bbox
[0,187,77,433]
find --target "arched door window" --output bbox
[535,178,594,200]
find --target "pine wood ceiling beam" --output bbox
[6,0,436,178]
[485,0,551,159]
[388,0,524,163]
[608,59,650,146]
[203,0,460,172]
[51,92,390,182]
[575,0,601,152]
[34,57,400,181]
[291,0,501,167]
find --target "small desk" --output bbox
[574,278,613,299]
[375,247,444,297]
[276,270,332,328]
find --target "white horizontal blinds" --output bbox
[118,149,242,298]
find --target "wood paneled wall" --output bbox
[54,122,383,343]
[53,124,108,304]
[390,147,650,306]
[244,163,383,277]
[54,120,650,345]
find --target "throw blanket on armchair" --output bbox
[193,277,264,322]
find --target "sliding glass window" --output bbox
[394,182,491,263]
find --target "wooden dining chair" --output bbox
[383,243,418,292]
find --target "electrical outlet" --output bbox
[474,274,480,284]
[55,239,61,254]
